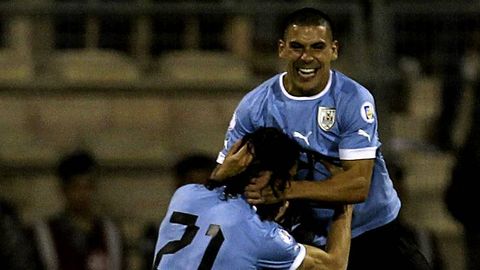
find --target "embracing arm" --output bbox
[287,159,373,203]
[298,204,353,270]
[246,159,373,205]
[209,139,253,181]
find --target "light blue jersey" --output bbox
[153,184,306,270]
[217,70,401,246]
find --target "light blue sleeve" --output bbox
[337,84,379,160]
[257,227,306,270]
[216,93,260,164]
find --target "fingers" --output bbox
[226,140,253,168]
[245,171,271,204]
[216,141,254,180]
[245,190,264,204]
[245,171,280,205]
[233,144,253,166]
[246,187,280,205]
[245,180,263,198]
[227,139,243,156]
[248,171,272,188]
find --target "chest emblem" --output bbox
[318,107,336,131]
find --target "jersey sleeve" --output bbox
[257,227,306,270]
[216,94,260,164]
[337,85,379,160]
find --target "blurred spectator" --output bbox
[138,153,216,270]
[431,21,480,152]
[0,198,39,270]
[173,153,217,188]
[388,162,445,270]
[444,56,480,270]
[31,150,126,270]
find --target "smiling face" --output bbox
[279,24,338,96]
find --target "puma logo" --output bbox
[293,131,312,146]
[357,129,371,142]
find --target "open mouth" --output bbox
[297,68,318,79]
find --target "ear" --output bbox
[278,39,286,58]
[331,40,339,61]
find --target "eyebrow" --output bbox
[288,40,326,47]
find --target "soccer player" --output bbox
[152,127,353,270]
[212,7,431,270]
[32,150,126,270]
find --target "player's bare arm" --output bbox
[246,159,373,205]
[287,159,373,202]
[210,139,253,181]
[298,205,353,270]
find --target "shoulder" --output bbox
[175,183,207,193]
[268,226,298,247]
[239,74,281,104]
[235,74,282,121]
[171,184,211,200]
[253,221,298,249]
[332,70,374,101]
[256,224,305,267]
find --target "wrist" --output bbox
[212,166,230,181]
[285,181,297,200]
[210,165,229,182]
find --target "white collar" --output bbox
[279,70,332,100]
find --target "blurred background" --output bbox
[0,0,479,269]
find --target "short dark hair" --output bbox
[174,153,216,185]
[57,150,97,186]
[280,7,335,40]
[220,127,300,198]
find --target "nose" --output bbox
[300,48,314,62]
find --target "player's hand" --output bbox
[214,140,253,180]
[245,171,284,205]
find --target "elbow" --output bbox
[351,176,370,203]
[325,255,348,270]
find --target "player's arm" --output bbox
[298,204,353,270]
[285,90,377,204]
[286,159,373,203]
[209,139,254,181]
[246,159,372,205]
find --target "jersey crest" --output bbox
[318,107,336,131]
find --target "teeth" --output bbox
[299,68,315,74]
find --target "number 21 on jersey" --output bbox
[152,211,224,270]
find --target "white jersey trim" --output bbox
[290,244,307,270]
[279,71,333,101]
[216,152,225,164]
[339,147,377,160]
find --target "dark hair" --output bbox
[221,127,300,199]
[174,154,216,180]
[280,7,335,40]
[57,150,97,186]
